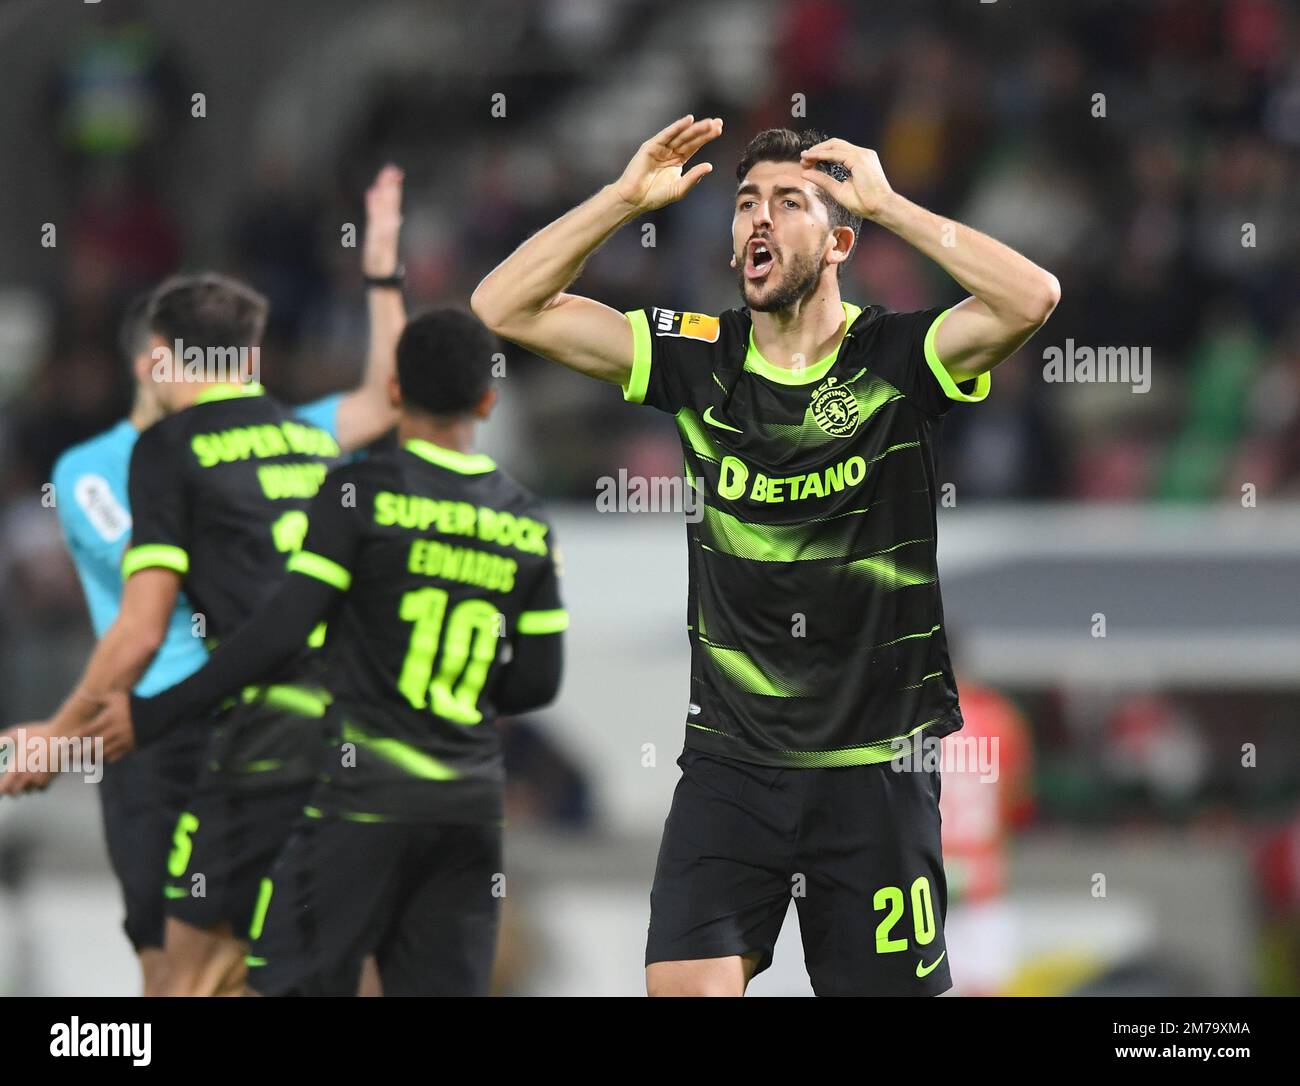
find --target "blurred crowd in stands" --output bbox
[0,0,1297,829]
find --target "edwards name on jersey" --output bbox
[286,439,565,822]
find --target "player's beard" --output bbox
[737,247,822,313]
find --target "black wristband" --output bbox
[363,266,405,289]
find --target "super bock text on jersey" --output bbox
[238,439,564,995]
[123,382,345,934]
[124,382,343,784]
[285,437,566,823]
[49,393,342,953]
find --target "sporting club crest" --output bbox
[809,376,860,438]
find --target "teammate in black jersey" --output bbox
[94,309,566,996]
[473,118,1059,995]
[5,266,403,995]
[1,169,405,998]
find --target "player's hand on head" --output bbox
[799,138,894,221]
[614,115,724,212]
[363,163,405,277]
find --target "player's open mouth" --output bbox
[744,238,776,280]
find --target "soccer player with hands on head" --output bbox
[473,113,1058,997]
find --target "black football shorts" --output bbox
[646,747,952,996]
[162,699,327,935]
[246,811,503,997]
[97,724,207,951]
[161,774,314,936]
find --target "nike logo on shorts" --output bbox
[916,950,946,978]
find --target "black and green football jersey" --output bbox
[285,439,566,822]
[621,301,990,768]
[124,381,344,781]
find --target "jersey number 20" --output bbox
[874,876,938,953]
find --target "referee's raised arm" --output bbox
[470,115,722,388]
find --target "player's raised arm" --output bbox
[471,115,723,386]
[334,164,407,452]
[800,137,1061,382]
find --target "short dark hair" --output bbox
[146,273,269,351]
[736,128,862,267]
[397,308,498,417]
[118,292,153,364]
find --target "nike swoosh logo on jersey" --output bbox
[915,950,946,979]
[702,406,743,433]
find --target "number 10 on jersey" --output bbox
[397,587,503,725]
